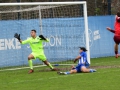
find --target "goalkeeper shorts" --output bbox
[31,52,47,61]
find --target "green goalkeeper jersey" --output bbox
[21,36,49,54]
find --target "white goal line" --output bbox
[0,64,76,72]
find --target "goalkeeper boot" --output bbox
[51,68,59,71]
[28,69,34,74]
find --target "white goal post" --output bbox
[0,1,90,69]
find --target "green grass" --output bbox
[0,57,120,90]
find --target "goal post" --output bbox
[38,5,43,34]
[83,2,90,64]
[0,1,90,70]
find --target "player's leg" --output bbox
[57,69,77,75]
[28,54,35,73]
[38,54,56,71]
[58,65,96,75]
[57,65,80,75]
[43,60,55,70]
[113,35,120,58]
[71,65,76,69]
[81,66,96,73]
[114,43,119,58]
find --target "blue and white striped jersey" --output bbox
[78,51,89,66]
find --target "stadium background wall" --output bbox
[0,15,116,67]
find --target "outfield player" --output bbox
[57,47,96,75]
[106,12,120,58]
[14,30,56,73]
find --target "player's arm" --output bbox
[20,39,30,44]
[106,27,115,33]
[73,55,81,63]
[39,35,49,42]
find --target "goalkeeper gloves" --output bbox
[14,33,21,41]
[39,35,46,40]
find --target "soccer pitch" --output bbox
[0,57,120,90]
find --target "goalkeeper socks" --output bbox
[28,60,33,70]
[48,63,54,69]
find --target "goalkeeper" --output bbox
[14,30,56,73]
[57,47,96,75]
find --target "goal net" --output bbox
[0,2,89,71]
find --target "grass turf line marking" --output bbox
[0,60,119,72]
[94,61,120,65]
[1,69,120,85]
[0,65,46,71]
[0,64,76,72]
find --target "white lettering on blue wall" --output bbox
[0,38,21,50]
[93,30,100,40]
[43,35,61,46]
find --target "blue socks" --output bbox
[90,69,96,73]
[65,71,70,75]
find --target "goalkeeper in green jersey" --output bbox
[14,30,56,73]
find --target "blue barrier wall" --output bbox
[0,15,116,67]
[88,16,115,58]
